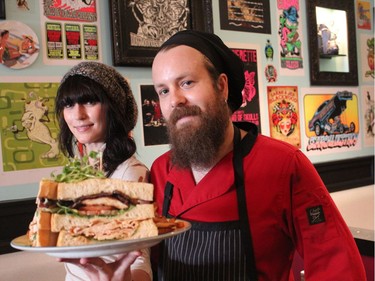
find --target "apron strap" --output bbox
[233,125,258,281]
[162,181,174,217]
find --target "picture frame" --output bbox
[0,0,5,20]
[219,0,271,34]
[109,0,213,66]
[140,85,168,146]
[306,0,358,86]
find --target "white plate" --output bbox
[11,221,191,258]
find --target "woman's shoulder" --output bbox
[123,155,148,167]
[111,155,150,182]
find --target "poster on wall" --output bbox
[45,22,64,59]
[302,88,361,156]
[65,23,82,59]
[267,86,301,148]
[361,86,374,147]
[219,0,271,34]
[40,0,101,65]
[0,79,67,186]
[356,0,372,30]
[0,20,40,69]
[83,24,99,60]
[140,85,168,146]
[229,44,262,132]
[360,34,374,83]
[276,0,304,75]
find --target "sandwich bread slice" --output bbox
[50,178,157,246]
[28,180,59,246]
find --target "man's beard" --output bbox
[167,98,230,170]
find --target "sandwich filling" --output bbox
[38,191,152,216]
[70,219,140,240]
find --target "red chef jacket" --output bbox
[150,125,366,280]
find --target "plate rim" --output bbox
[11,220,191,257]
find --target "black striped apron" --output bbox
[158,124,258,281]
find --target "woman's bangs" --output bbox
[58,76,102,107]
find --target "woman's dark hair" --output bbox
[55,75,136,177]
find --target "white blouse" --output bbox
[65,155,152,281]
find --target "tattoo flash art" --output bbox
[267,86,301,148]
[231,47,261,132]
[128,0,189,48]
[277,0,303,70]
[303,90,360,155]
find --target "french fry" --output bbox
[153,216,185,234]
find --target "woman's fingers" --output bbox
[111,251,142,272]
[57,251,143,281]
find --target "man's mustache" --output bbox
[169,106,202,125]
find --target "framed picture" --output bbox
[306,0,358,86]
[109,0,213,66]
[0,0,5,20]
[219,0,271,34]
[140,85,168,146]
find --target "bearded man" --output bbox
[150,30,366,281]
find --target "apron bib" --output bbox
[158,123,258,281]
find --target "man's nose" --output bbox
[170,88,187,108]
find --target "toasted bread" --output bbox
[28,209,58,247]
[57,178,154,201]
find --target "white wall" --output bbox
[331,185,374,235]
[0,0,374,201]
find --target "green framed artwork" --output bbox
[0,82,67,173]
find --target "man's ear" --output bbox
[217,73,229,101]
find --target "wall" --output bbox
[0,0,374,201]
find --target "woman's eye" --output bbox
[85,101,97,105]
[182,80,193,87]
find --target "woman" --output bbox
[55,62,151,281]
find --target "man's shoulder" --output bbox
[151,150,172,169]
[253,134,301,161]
[257,134,299,151]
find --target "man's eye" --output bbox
[158,89,168,96]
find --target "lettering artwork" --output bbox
[303,90,360,155]
[231,48,261,132]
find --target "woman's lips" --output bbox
[74,124,93,132]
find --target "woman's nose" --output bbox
[72,104,87,119]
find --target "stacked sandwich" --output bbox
[28,156,157,247]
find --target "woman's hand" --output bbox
[58,251,141,281]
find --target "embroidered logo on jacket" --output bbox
[306,205,326,225]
